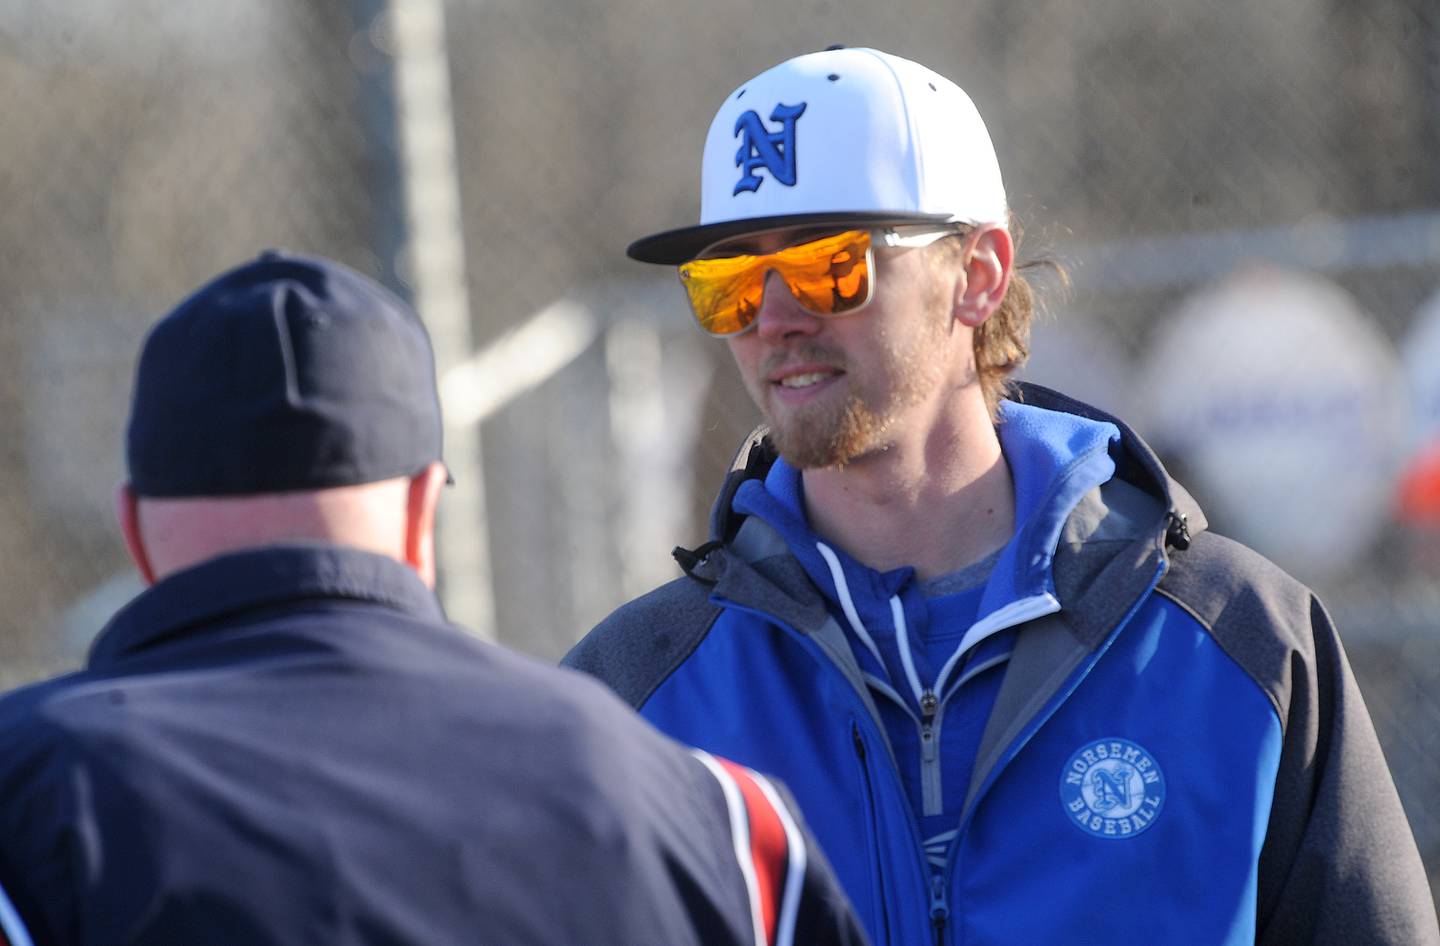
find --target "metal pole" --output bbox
[1063,209,1440,294]
[360,0,494,638]
[347,0,407,297]
[1427,3,1440,203]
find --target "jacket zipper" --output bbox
[930,873,949,945]
[721,599,958,944]
[851,721,895,943]
[925,684,946,943]
[919,688,942,816]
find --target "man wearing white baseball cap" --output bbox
[567,47,1438,945]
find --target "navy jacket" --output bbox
[0,545,866,946]
[566,385,1440,945]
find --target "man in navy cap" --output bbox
[0,252,866,946]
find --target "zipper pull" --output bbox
[920,688,938,719]
[930,873,949,945]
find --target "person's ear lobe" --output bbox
[404,461,449,589]
[953,226,1014,328]
[115,483,157,586]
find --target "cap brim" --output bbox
[627,211,958,264]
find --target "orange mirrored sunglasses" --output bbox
[677,226,963,337]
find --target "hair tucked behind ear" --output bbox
[937,213,1066,419]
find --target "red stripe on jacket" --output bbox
[717,757,789,945]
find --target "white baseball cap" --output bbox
[628,46,1009,264]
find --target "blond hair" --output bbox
[935,214,1060,418]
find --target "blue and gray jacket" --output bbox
[565,384,1439,946]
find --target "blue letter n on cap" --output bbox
[733,102,807,195]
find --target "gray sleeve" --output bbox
[562,576,723,710]
[1255,597,1439,944]
[1161,533,1440,944]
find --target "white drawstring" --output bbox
[818,540,929,710]
[933,593,1061,698]
[816,542,886,670]
[890,595,926,708]
[820,540,1049,713]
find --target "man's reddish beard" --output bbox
[757,313,955,470]
[756,345,890,470]
[748,262,958,470]
[770,394,893,470]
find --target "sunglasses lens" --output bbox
[679,254,766,336]
[776,231,871,317]
[679,231,873,335]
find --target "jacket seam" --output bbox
[634,588,727,710]
[1153,585,1286,727]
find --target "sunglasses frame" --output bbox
[680,224,969,338]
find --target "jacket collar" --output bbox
[690,384,1207,647]
[90,544,444,669]
[706,382,1205,552]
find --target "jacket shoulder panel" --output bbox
[1156,529,1318,726]
[562,576,723,710]
[1158,533,1439,943]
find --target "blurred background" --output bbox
[1,0,1437,906]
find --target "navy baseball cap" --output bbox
[125,251,445,498]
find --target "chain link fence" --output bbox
[1,0,1437,909]
[0,0,382,683]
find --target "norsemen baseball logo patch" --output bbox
[1059,737,1165,839]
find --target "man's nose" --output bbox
[753,270,822,341]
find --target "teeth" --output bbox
[779,372,831,388]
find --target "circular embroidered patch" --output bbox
[1059,738,1166,839]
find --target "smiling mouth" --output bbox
[777,371,838,389]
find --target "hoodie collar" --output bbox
[985,399,1120,610]
[729,399,1122,629]
[732,459,911,631]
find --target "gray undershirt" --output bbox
[921,546,1004,598]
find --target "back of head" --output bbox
[121,251,446,580]
[127,250,442,497]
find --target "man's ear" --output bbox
[953,225,1014,328]
[404,461,449,589]
[114,483,158,586]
